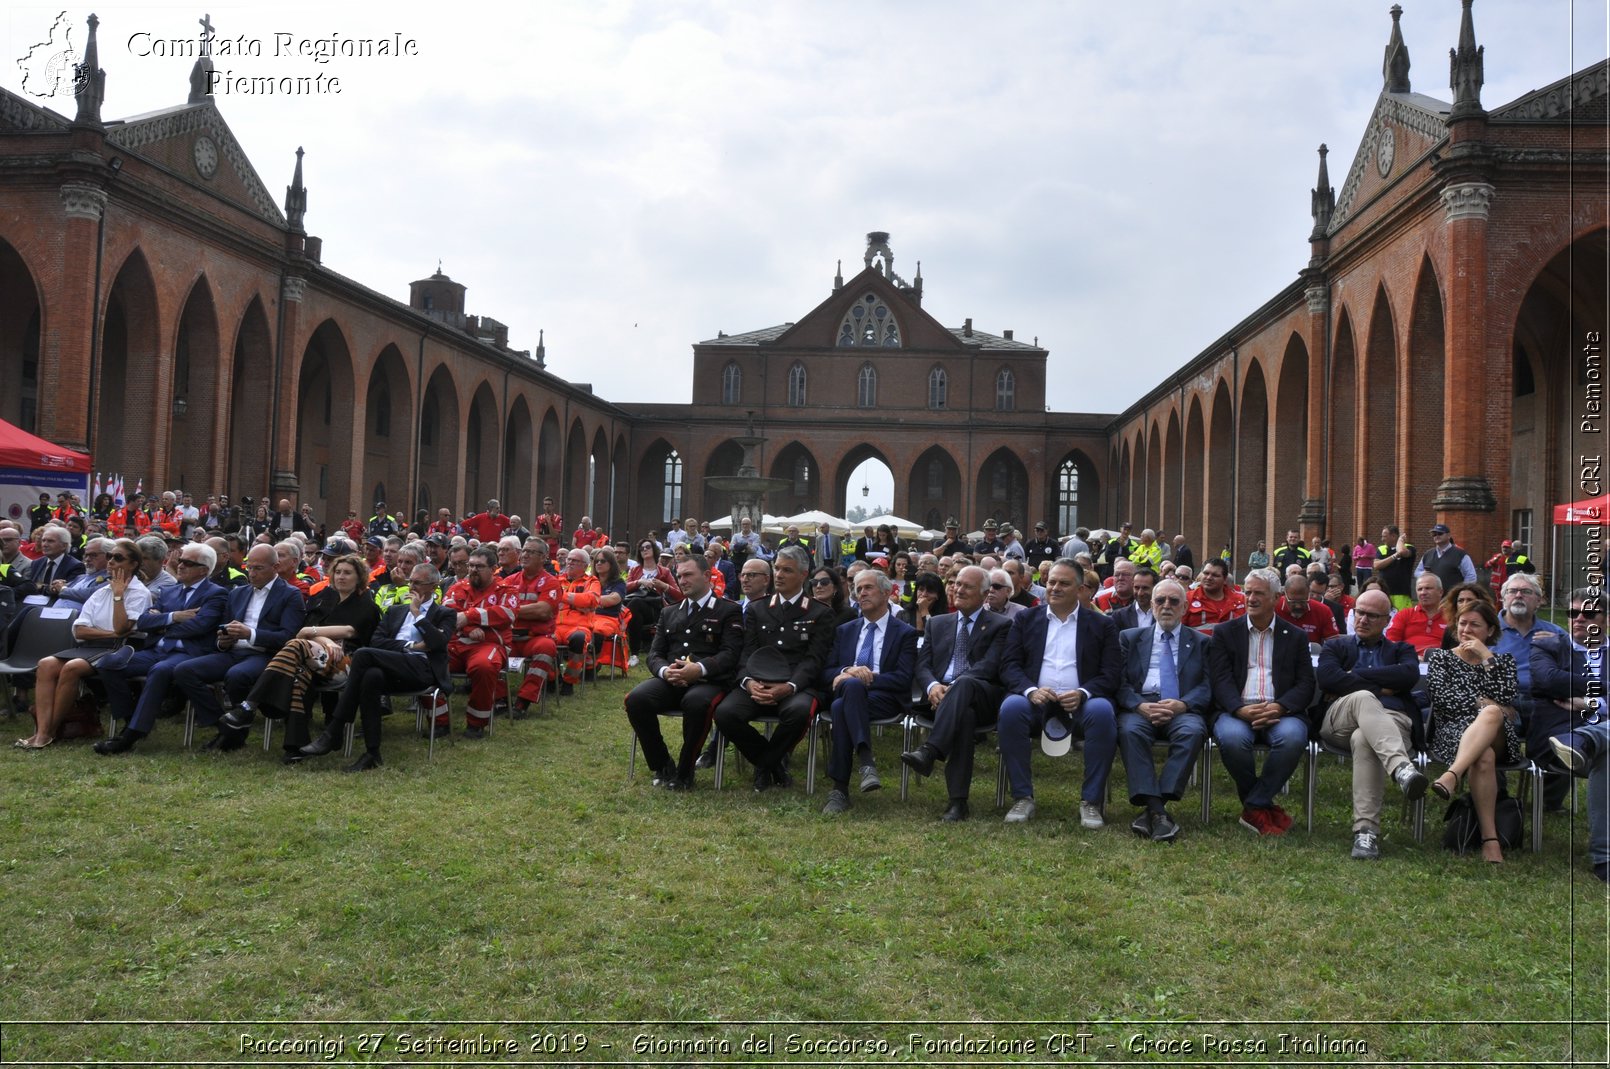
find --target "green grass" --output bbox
[1,673,1606,1066]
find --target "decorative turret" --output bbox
[1309,144,1335,241]
[188,13,215,104]
[833,259,843,292]
[1382,4,1410,93]
[1449,0,1485,121]
[284,147,307,232]
[73,13,105,126]
[535,329,546,369]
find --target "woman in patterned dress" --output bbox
[1425,600,1520,863]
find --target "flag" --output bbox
[113,473,125,507]
[94,472,103,499]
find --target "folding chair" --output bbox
[0,604,80,717]
[627,690,725,790]
[805,704,910,796]
[1307,737,1428,841]
[1199,736,1314,826]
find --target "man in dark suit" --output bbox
[181,544,306,751]
[1208,567,1316,836]
[1116,578,1212,842]
[1533,585,1610,883]
[899,565,1010,821]
[998,558,1123,826]
[820,569,917,813]
[713,545,834,791]
[93,542,231,754]
[301,563,456,771]
[17,524,84,600]
[1109,568,1156,633]
[1314,587,1428,859]
[624,554,744,790]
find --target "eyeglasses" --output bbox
[177,559,208,568]
[989,582,1010,590]
[1568,609,1603,619]
[1353,610,1389,621]
[810,577,835,587]
[107,553,132,563]
[1152,595,1183,606]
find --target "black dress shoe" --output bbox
[771,763,794,790]
[753,766,773,793]
[281,751,308,765]
[94,731,142,755]
[695,742,720,770]
[343,752,382,773]
[202,731,245,753]
[219,707,254,732]
[900,745,937,777]
[300,731,338,757]
[1150,811,1181,843]
[941,799,970,822]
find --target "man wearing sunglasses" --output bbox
[1534,587,1610,882]
[1313,588,1428,859]
[95,543,230,754]
[1116,578,1211,842]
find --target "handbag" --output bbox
[1442,793,1524,852]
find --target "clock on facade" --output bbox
[193,134,219,179]
[1376,125,1395,178]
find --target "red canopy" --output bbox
[1553,494,1610,525]
[0,418,91,472]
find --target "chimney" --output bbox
[963,318,973,337]
[1003,329,1014,341]
[304,236,322,262]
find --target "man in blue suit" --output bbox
[899,565,1012,822]
[1208,567,1316,836]
[820,570,917,814]
[1534,586,1610,883]
[17,524,84,600]
[93,542,231,754]
[1116,578,1212,842]
[998,558,1123,827]
[180,544,306,751]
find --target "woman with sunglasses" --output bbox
[590,549,629,675]
[808,566,856,628]
[15,538,151,749]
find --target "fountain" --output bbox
[704,412,794,529]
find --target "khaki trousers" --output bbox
[1320,690,1414,833]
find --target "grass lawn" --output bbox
[1,671,1605,1066]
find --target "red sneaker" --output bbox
[1267,804,1294,832]
[1238,806,1285,836]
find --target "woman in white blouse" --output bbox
[15,538,151,749]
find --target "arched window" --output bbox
[663,450,683,522]
[787,362,807,407]
[1057,458,1080,535]
[837,292,900,347]
[857,363,877,408]
[420,395,436,447]
[926,458,944,500]
[372,482,387,507]
[721,361,742,405]
[928,366,948,410]
[793,456,811,496]
[995,367,1015,412]
[373,381,391,437]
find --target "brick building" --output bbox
[1,5,1603,570]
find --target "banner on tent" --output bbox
[0,466,91,524]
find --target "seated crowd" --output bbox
[1,495,1602,883]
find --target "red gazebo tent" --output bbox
[1550,493,1610,601]
[0,418,92,527]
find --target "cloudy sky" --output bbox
[5,1,1604,508]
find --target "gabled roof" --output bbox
[105,100,286,226]
[700,324,794,346]
[0,87,71,133]
[1490,59,1610,121]
[1329,90,1450,235]
[699,264,971,351]
[949,326,1044,351]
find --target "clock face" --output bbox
[193,135,219,179]
[1376,125,1395,178]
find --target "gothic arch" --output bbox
[834,444,894,520]
[96,249,162,479]
[294,319,356,520]
[1329,310,1359,543]
[701,438,746,521]
[590,427,611,526]
[1362,285,1398,531]
[908,445,962,532]
[1207,378,1234,558]
[1237,360,1269,555]
[503,394,535,517]
[1404,257,1446,520]
[537,408,562,509]
[1145,421,1164,529]
[768,441,821,516]
[418,365,462,516]
[465,381,501,513]
[225,296,273,498]
[974,446,1028,530]
[1183,394,1206,555]
[0,239,43,434]
[166,275,221,491]
[564,418,588,524]
[636,438,681,530]
[1272,333,1308,536]
[362,344,412,521]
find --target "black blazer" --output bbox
[647,594,745,687]
[915,607,1011,696]
[1001,605,1123,701]
[737,592,835,698]
[371,601,456,692]
[1208,615,1316,718]
[19,552,84,599]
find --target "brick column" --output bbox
[269,274,305,497]
[1433,182,1499,528]
[1300,279,1329,540]
[47,182,108,453]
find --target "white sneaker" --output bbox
[628,655,639,668]
[1004,798,1036,823]
[1079,801,1105,829]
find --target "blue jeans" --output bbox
[1212,712,1308,808]
[999,693,1116,803]
[1117,710,1207,806]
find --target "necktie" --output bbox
[856,621,877,667]
[1159,629,1179,700]
[947,617,971,682]
[42,559,55,587]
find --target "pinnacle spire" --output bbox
[188,13,215,104]
[1382,4,1411,93]
[73,13,106,126]
[284,147,307,231]
[1449,0,1485,120]
[1310,144,1335,240]
[833,258,843,291]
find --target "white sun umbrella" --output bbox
[861,513,925,540]
[781,509,851,534]
[708,513,784,532]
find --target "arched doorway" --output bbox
[835,445,894,523]
[225,297,273,498]
[1405,258,1445,519]
[418,366,461,516]
[1362,286,1397,532]
[0,240,42,435]
[1183,396,1206,554]
[294,320,356,521]
[465,382,500,512]
[1272,334,1308,533]
[590,428,611,526]
[167,276,221,492]
[537,408,561,508]
[1328,311,1359,545]
[974,447,1028,531]
[563,419,587,524]
[701,439,745,521]
[96,250,161,479]
[767,441,821,517]
[503,395,534,518]
[908,445,962,532]
[1207,380,1234,557]
[1237,361,1269,555]
[362,345,412,521]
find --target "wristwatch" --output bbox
[111,594,123,602]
